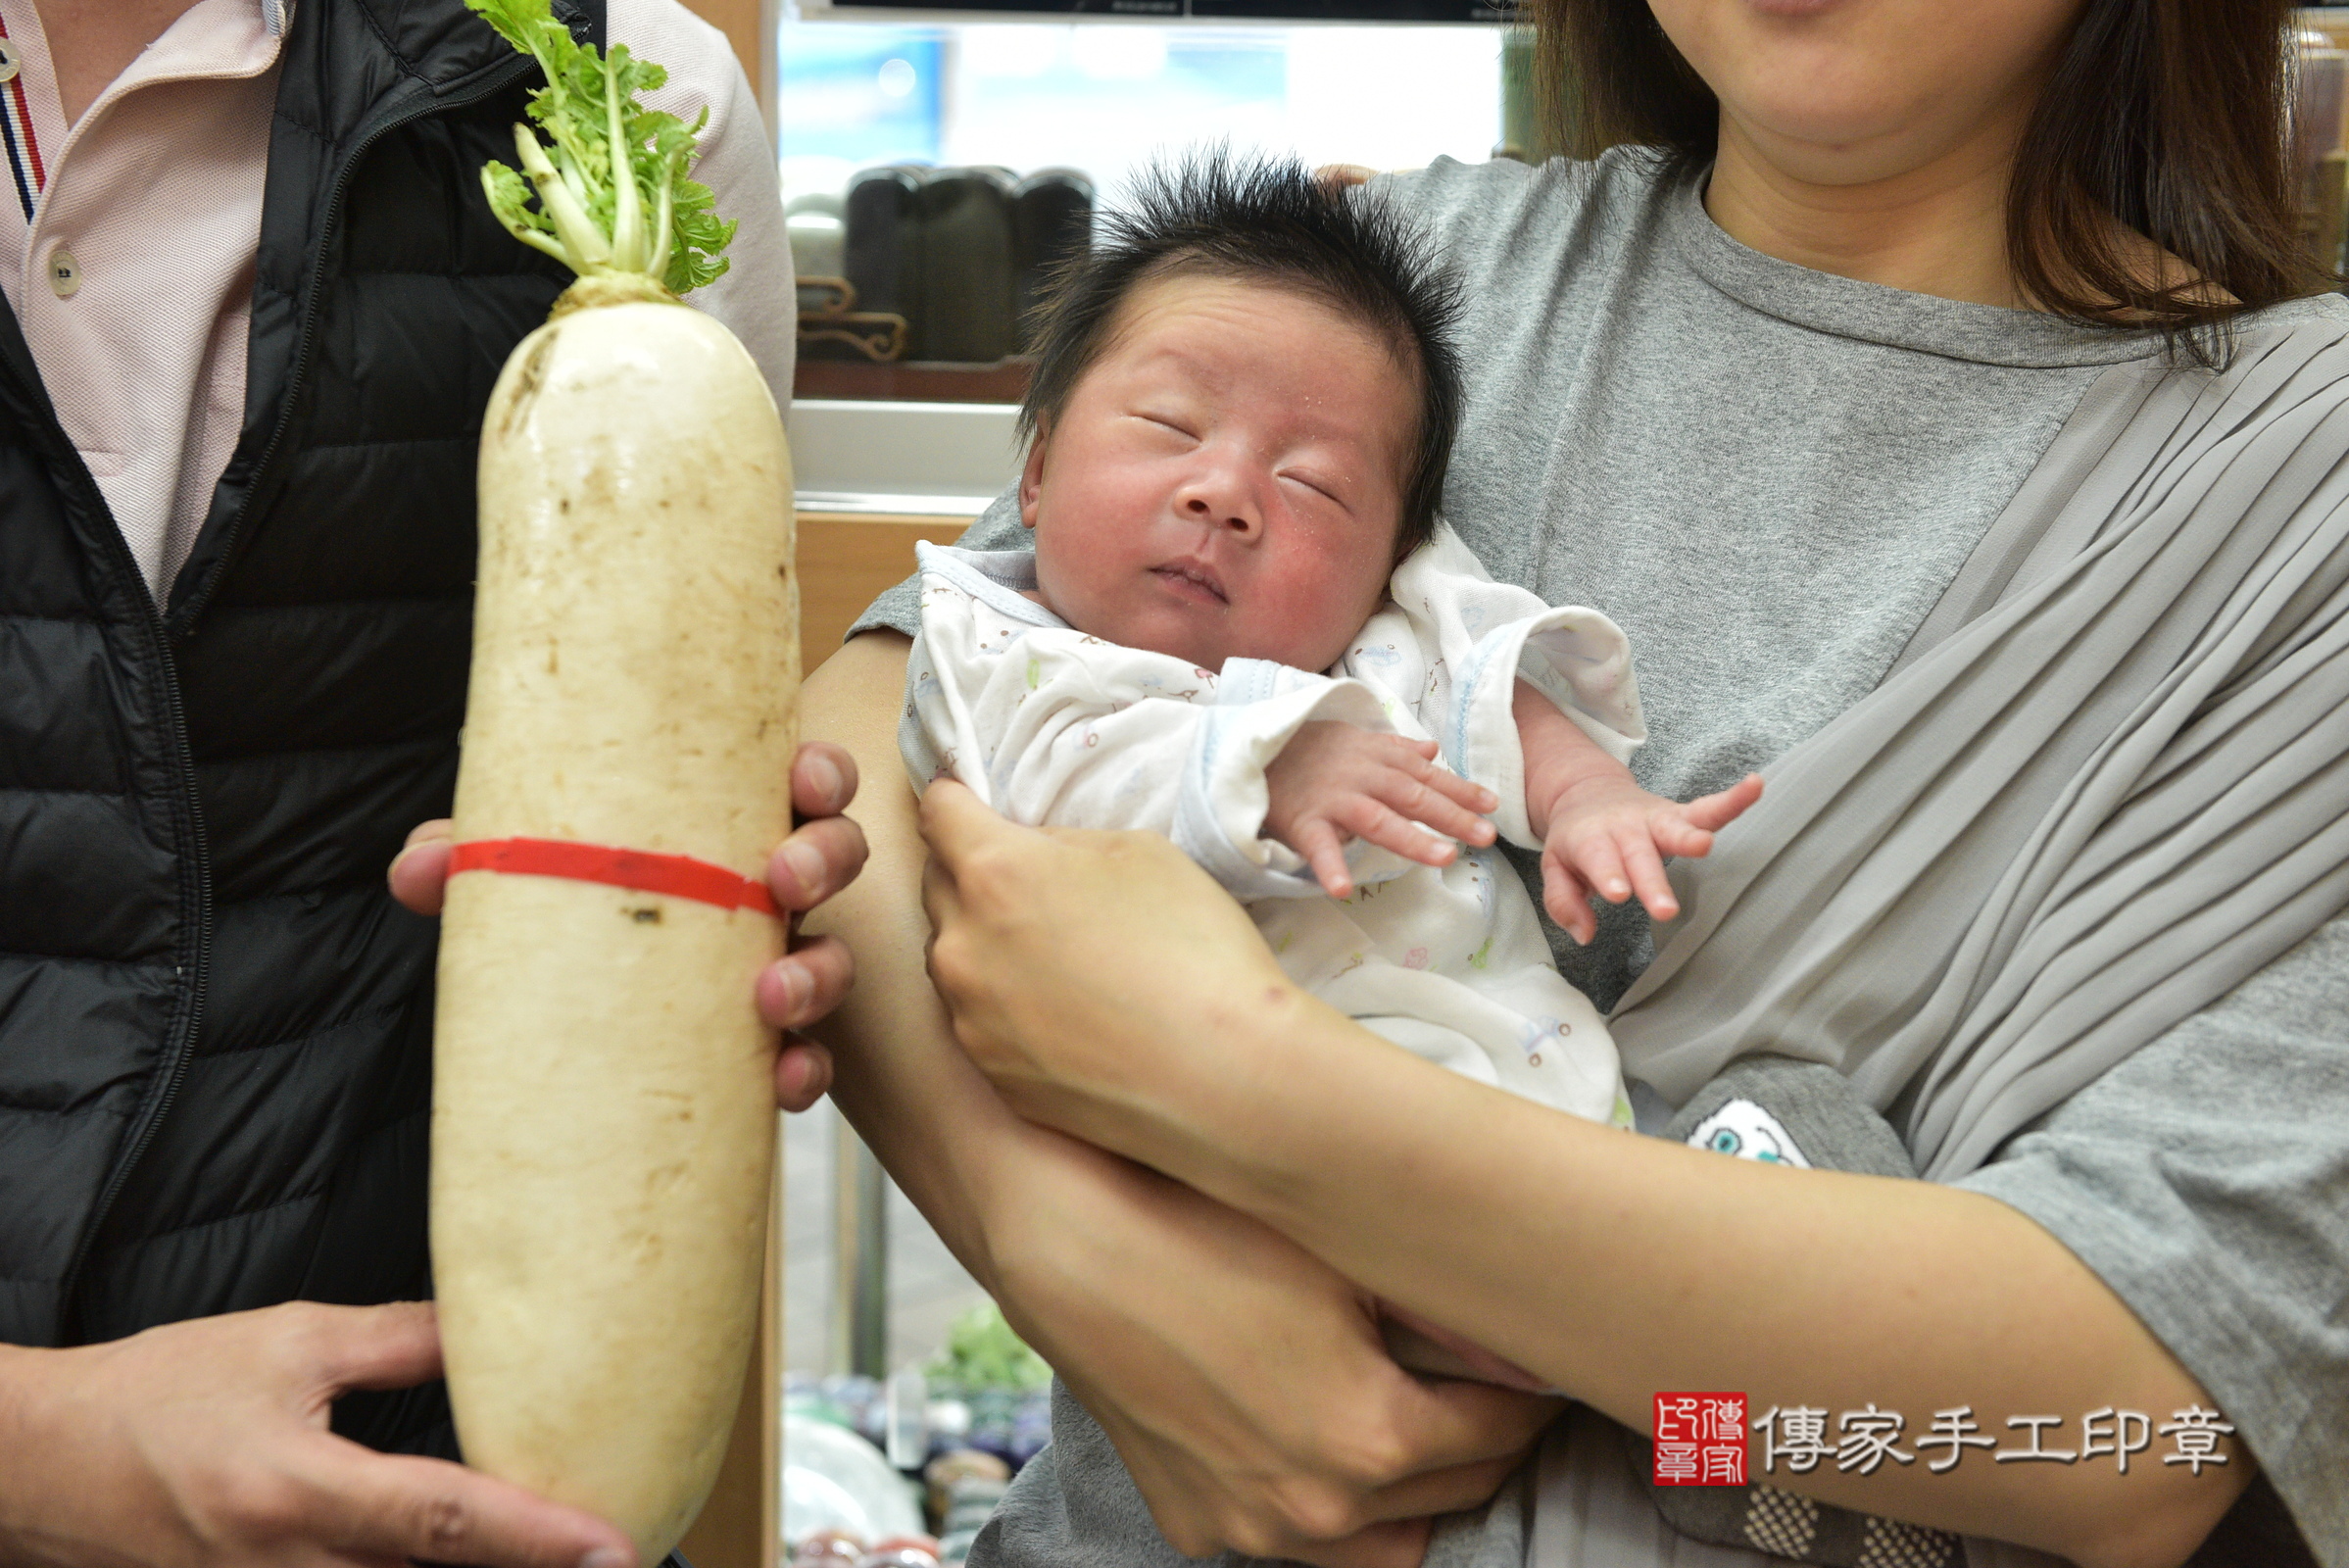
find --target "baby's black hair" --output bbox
[1019,151,1463,558]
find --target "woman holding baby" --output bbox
[800,0,2349,1564]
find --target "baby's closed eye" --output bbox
[1130,410,1199,443]
[1278,468,1345,508]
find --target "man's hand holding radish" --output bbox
[0,1301,641,1568]
[0,742,872,1568]
[389,740,869,1111]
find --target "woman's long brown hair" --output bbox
[1531,0,2332,361]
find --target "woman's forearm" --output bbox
[1163,991,2246,1568]
[797,632,1024,1285]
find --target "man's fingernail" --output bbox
[804,751,843,803]
[580,1548,632,1568]
[776,958,813,1017]
[781,839,826,896]
[778,1043,812,1088]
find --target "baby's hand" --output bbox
[1540,771,1763,944]
[1264,721,1497,899]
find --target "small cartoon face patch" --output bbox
[1685,1098,1811,1167]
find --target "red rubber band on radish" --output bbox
[450,837,782,918]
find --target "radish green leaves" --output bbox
[466,0,735,294]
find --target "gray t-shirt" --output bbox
[851,151,2348,1562]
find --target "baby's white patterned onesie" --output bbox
[901,522,1642,1125]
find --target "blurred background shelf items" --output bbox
[792,166,1093,368]
[781,1113,1047,1564]
[782,1293,1052,1563]
[2300,18,2349,279]
[883,166,1085,358]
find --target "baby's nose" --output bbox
[1183,489,1259,535]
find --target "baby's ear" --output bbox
[1018,426,1051,529]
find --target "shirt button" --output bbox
[48,249,79,298]
[0,40,18,83]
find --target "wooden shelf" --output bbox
[797,511,980,674]
[794,358,1034,405]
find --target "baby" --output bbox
[901,157,1758,1380]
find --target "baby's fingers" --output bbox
[1338,798,1459,872]
[1294,819,1357,900]
[1421,763,1498,819]
[1612,829,1679,922]
[1566,831,1632,906]
[1542,851,1597,945]
[1365,742,1495,846]
[1681,772,1765,833]
[1377,771,1495,849]
[1648,815,1716,859]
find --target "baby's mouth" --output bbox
[1150,560,1229,606]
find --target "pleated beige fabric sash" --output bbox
[1610,321,2349,1180]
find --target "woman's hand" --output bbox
[0,1301,632,1568]
[387,742,867,1112]
[916,778,1303,1156]
[984,1123,1559,1567]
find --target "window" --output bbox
[777,13,1505,203]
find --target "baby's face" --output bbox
[1021,272,1416,673]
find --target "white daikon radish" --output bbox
[431,5,794,1559]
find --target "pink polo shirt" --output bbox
[0,0,793,598]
